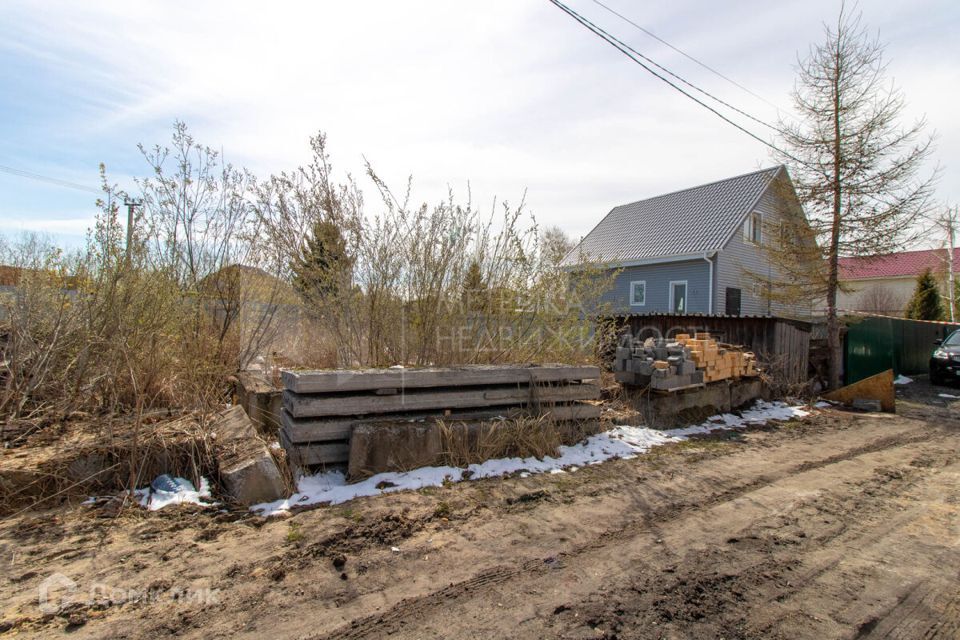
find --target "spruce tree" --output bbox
[292,219,351,304]
[905,268,945,320]
[462,258,486,311]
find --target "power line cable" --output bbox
[558,0,782,134]
[0,164,101,195]
[589,0,794,118]
[547,0,808,167]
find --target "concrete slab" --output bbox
[625,379,766,428]
[234,371,282,435]
[212,406,288,506]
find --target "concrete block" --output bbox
[729,379,763,409]
[349,421,443,479]
[234,371,282,435]
[348,418,600,479]
[212,406,287,506]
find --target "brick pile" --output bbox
[674,332,758,383]
[614,332,759,390]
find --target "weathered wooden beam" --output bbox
[282,364,601,394]
[280,403,602,444]
[283,382,600,418]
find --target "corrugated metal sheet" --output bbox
[563,166,783,266]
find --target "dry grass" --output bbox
[436,414,597,468]
[0,413,215,515]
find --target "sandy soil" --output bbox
[1,378,958,639]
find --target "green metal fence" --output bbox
[844,315,958,385]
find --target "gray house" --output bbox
[563,165,811,317]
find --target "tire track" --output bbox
[310,428,942,639]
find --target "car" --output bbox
[930,330,960,385]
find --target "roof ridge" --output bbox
[612,165,783,211]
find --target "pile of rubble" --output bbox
[614,332,758,391]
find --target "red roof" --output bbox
[839,248,960,280]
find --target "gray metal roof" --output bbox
[563,166,783,266]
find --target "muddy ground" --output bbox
[1,377,959,639]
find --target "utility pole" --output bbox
[123,197,143,270]
[945,207,957,322]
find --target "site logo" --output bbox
[38,573,78,614]
[37,572,219,615]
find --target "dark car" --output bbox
[930,330,960,385]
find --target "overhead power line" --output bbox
[553,0,781,134]
[0,164,101,195]
[547,0,807,167]
[589,0,792,116]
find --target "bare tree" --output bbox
[540,225,576,268]
[856,284,905,316]
[138,122,285,371]
[772,3,936,388]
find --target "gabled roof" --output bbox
[839,248,960,280]
[562,165,784,266]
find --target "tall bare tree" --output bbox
[773,3,936,388]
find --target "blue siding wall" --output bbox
[715,184,816,318]
[600,259,711,314]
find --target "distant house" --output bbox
[838,248,959,317]
[563,166,814,317]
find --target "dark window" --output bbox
[725,287,742,316]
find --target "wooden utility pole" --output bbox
[123,197,143,270]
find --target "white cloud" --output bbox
[0,0,956,245]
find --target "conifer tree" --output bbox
[905,268,945,320]
[291,218,352,304]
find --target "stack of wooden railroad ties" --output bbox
[614,332,758,392]
[280,364,601,476]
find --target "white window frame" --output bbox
[629,280,646,306]
[669,280,688,313]
[744,211,762,245]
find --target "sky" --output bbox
[1,0,958,249]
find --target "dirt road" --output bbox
[2,380,959,639]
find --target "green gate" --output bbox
[844,315,958,385]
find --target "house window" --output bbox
[669,281,687,313]
[629,280,646,306]
[725,287,742,316]
[744,211,762,245]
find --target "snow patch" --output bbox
[939,393,960,399]
[894,375,913,385]
[252,401,813,516]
